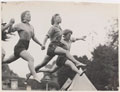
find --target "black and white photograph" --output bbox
[1,0,119,91]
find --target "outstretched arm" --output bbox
[7,23,23,33]
[2,23,11,32]
[2,18,15,32]
[71,36,86,42]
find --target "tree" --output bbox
[106,18,118,90]
[86,45,118,90]
[106,18,118,49]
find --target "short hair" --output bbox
[51,14,59,25]
[63,29,73,35]
[21,10,30,22]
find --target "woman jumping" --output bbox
[2,11,43,83]
[26,14,85,81]
[36,29,86,76]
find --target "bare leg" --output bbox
[55,47,83,66]
[35,55,53,72]
[26,55,53,81]
[38,64,59,73]
[2,54,19,64]
[19,50,40,82]
[65,60,81,75]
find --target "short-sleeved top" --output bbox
[61,37,77,51]
[46,25,62,42]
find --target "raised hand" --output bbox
[9,18,15,25]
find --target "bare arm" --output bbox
[8,23,22,33]
[41,27,54,50]
[2,18,15,32]
[71,36,86,42]
[8,25,14,34]
[2,23,12,32]
[75,38,85,41]
[43,27,55,46]
[43,35,49,46]
[32,32,42,47]
[41,35,49,50]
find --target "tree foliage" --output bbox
[106,18,118,49]
[86,45,118,90]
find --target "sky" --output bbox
[1,1,119,78]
